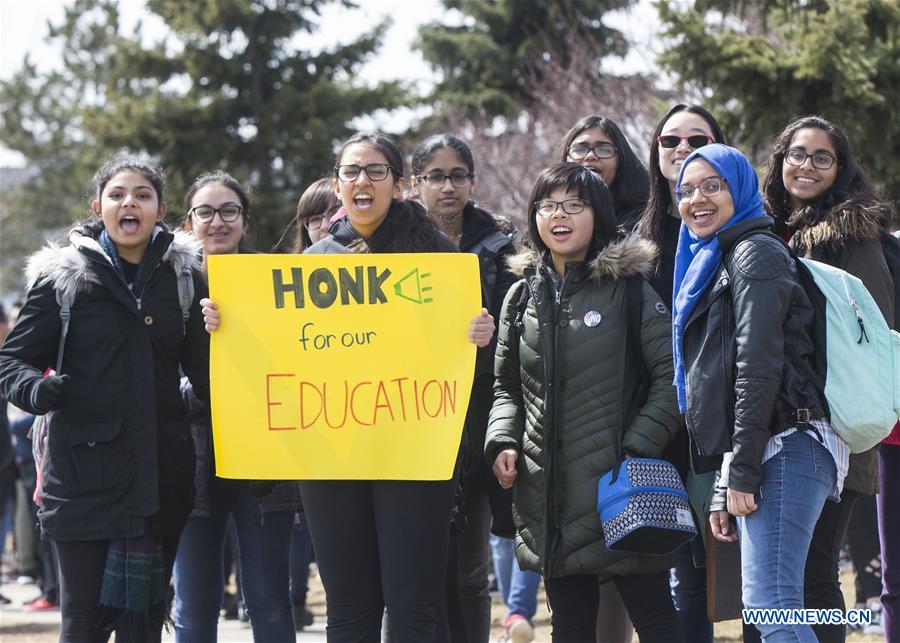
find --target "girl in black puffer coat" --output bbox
[0,156,209,642]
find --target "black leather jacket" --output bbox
[682,217,826,494]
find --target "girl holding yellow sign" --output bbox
[201,132,494,642]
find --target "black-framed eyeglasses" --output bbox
[784,148,837,170]
[416,171,474,188]
[334,163,393,183]
[189,203,243,223]
[675,176,727,202]
[534,198,588,217]
[657,134,714,149]
[567,142,617,160]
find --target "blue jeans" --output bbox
[739,431,836,643]
[173,478,295,643]
[489,534,540,620]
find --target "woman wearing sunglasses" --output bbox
[676,143,848,643]
[762,116,895,643]
[174,171,302,642]
[559,115,649,232]
[634,104,725,643]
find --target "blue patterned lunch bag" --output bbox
[597,458,697,556]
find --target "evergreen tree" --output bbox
[416,0,635,119]
[656,0,900,205]
[1,0,406,289]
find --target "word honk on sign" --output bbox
[208,253,480,481]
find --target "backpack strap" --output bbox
[54,291,72,375]
[177,269,195,334]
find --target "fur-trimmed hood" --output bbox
[506,234,659,281]
[790,198,889,252]
[25,227,202,301]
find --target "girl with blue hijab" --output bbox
[672,144,849,642]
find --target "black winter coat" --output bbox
[682,217,826,494]
[0,227,210,541]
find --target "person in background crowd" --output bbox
[559,115,649,231]
[763,115,895,642]
[411,133,518,643]
[489,533,542,643]
[0,155,210,642]
[292,177,341,253]
[202,132,495,643]
[173,170,301,642]
[487,162,684,643]
[636,103,726,643]
[0,303,14,607]
[676,143,848,643]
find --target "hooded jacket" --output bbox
[485,235,683,579]
[788,200,894,494]
[0,226,210,541]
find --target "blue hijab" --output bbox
[671,143,767,412]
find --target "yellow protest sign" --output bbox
[207,253,480,480]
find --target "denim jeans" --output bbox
[739,431,836,643]
[173,478,295,643]
[290,511,315,607]
[489,534,540,620]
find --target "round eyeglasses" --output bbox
[675,176,727,202]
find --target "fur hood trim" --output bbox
[506,234,658,281]
[791,199,887,251]
[25,228,201,301]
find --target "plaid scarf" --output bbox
[98,536,168,641]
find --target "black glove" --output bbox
[31,374,70,413]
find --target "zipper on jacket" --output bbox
[544,268,570,578]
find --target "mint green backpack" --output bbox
[798,257,900,452]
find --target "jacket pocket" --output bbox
[48,419,133,496]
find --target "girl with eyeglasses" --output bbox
[173,171,302,642]
[762,115,896,643]
[410,134,520,643]
[0,155,210,642]
[487,162,684,643]
[292,177,341,252]
[674,143,849,643]
[201,132,494,642]
[559,115,649,232]
[629,104,726,643]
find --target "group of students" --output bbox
[0,102,896,643]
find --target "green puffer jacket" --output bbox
[485,235,684,579]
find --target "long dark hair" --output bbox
[335,132,449,253]
[74,154,168,237]
[558,115,649,214]
[762,115,892,235]
[292,178,340,252]
[636,104,725,245]
[526,162,617,261]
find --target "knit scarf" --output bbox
[671,144,768,412]
[98,227,159,296]
[98,536,168,641]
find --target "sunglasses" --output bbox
[657,135,714,149]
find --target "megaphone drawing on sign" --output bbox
[393,268,433,304]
